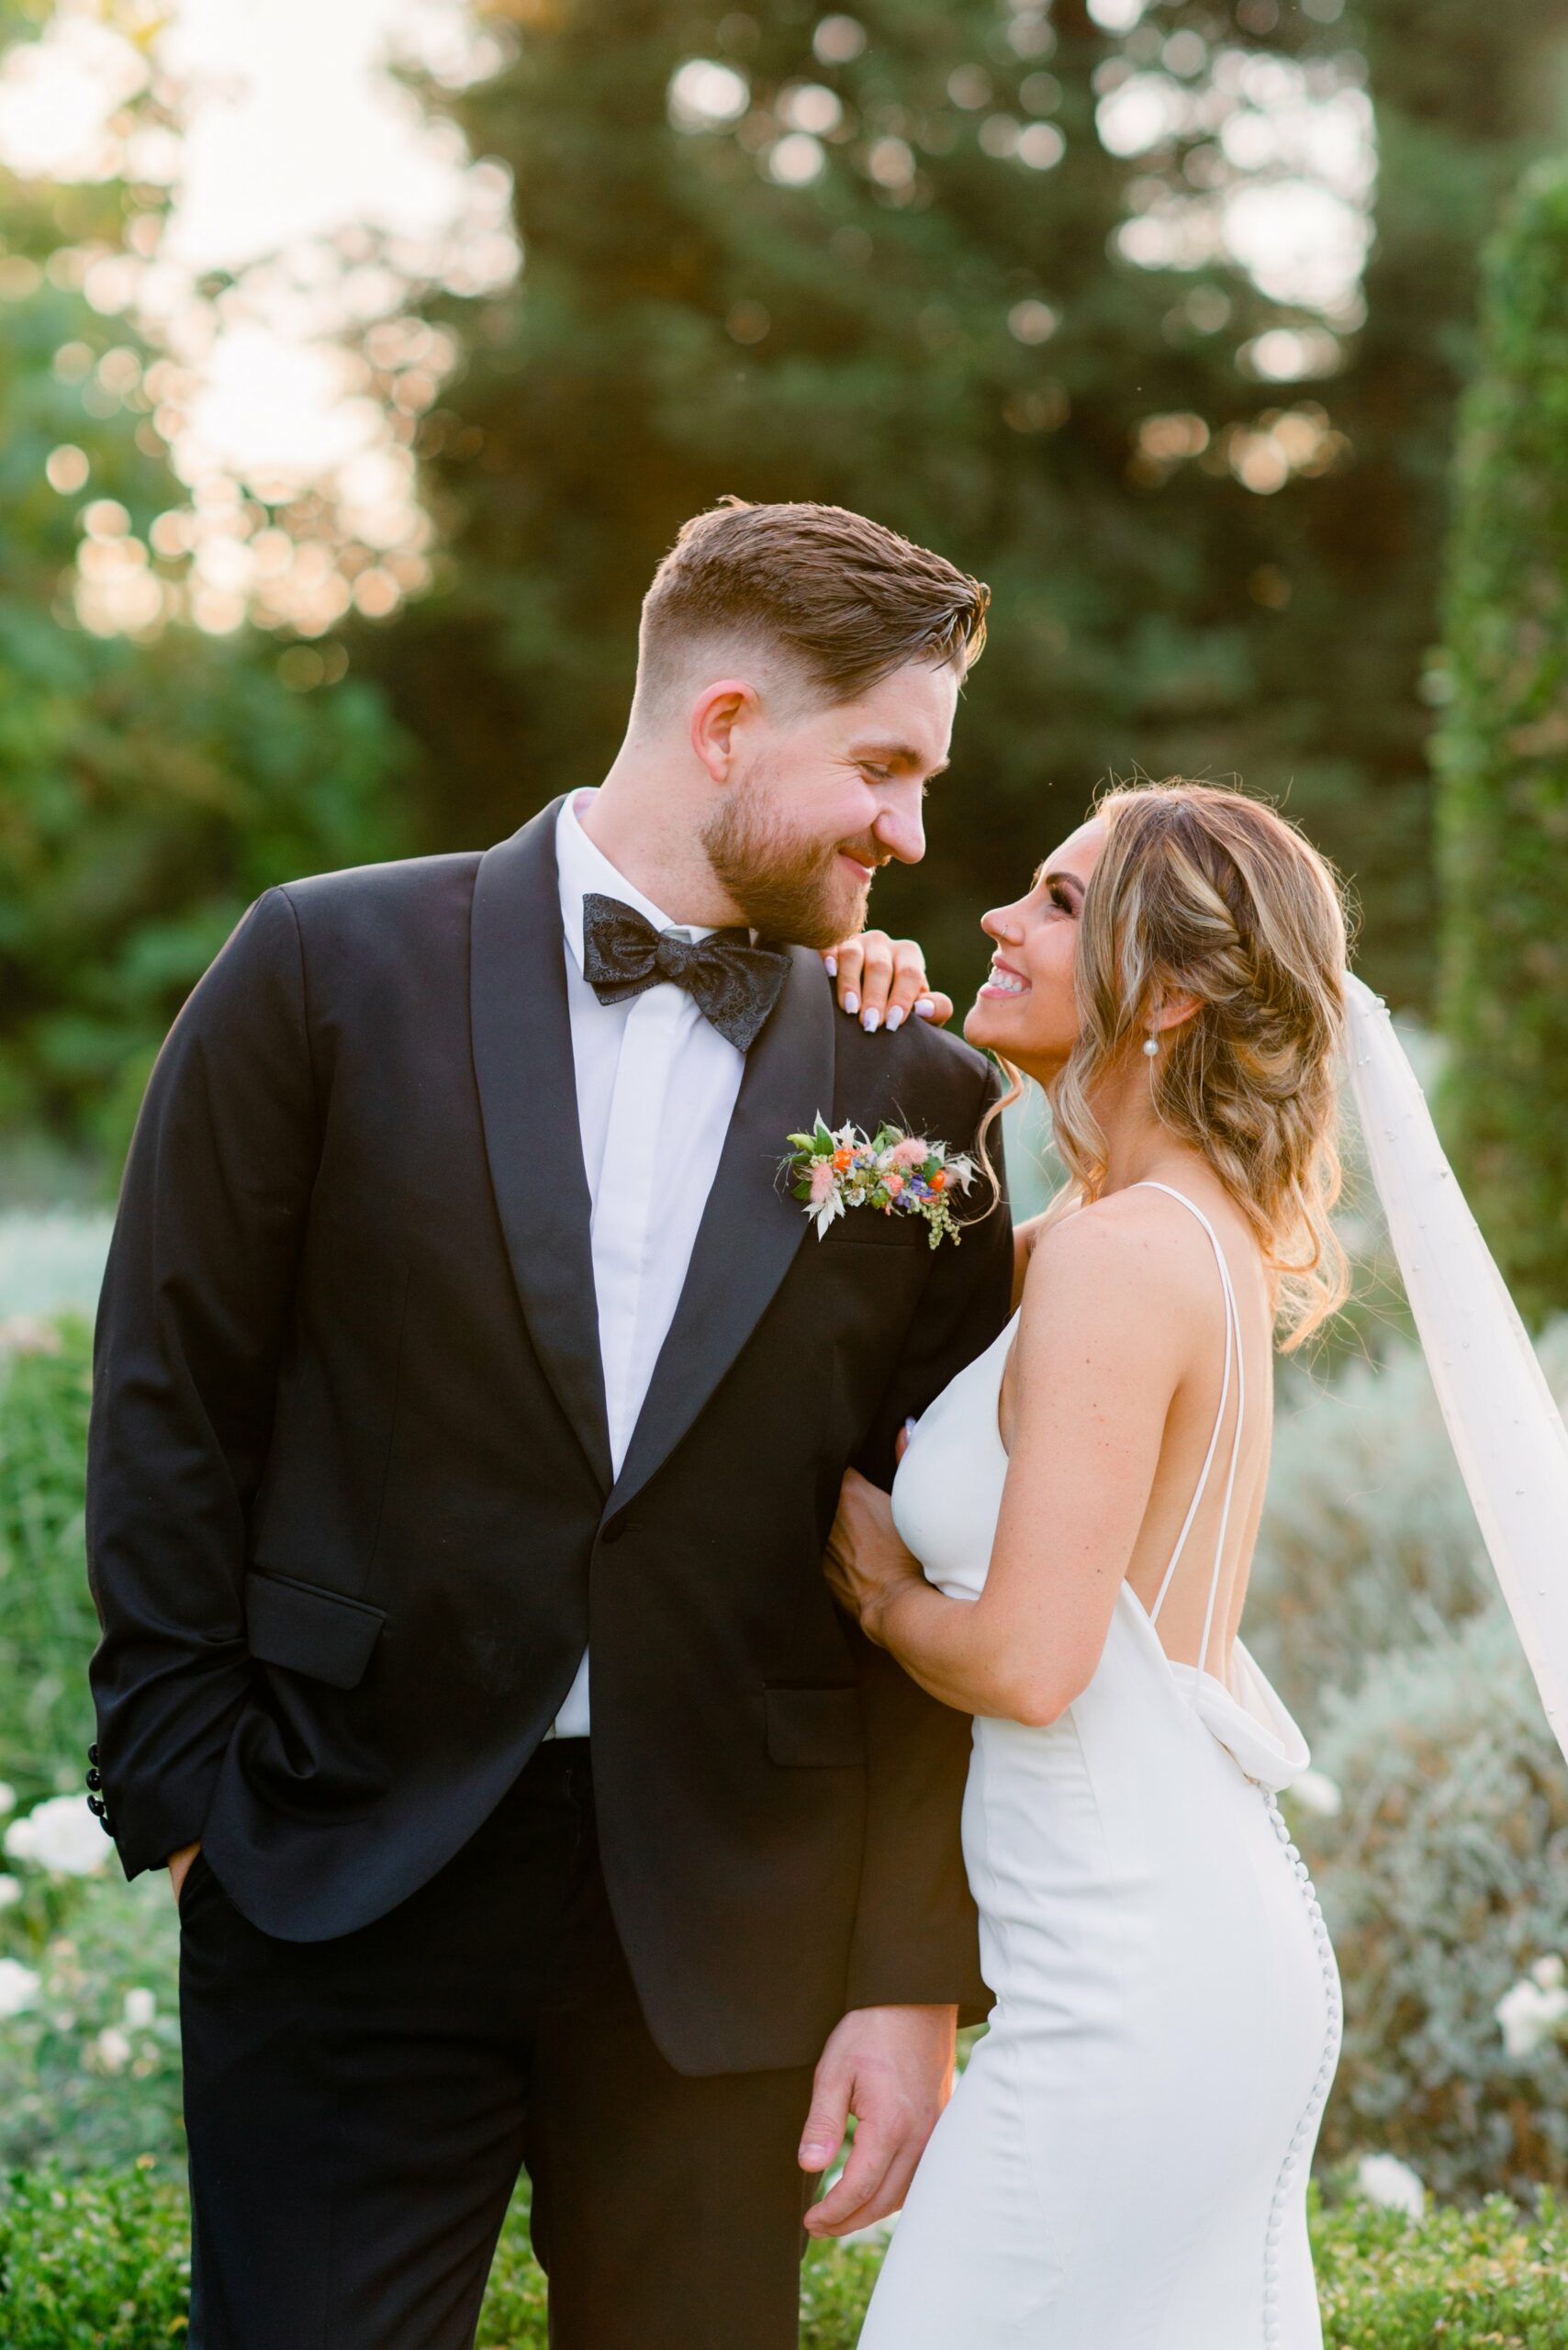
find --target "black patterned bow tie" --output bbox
[580,892,792,1053]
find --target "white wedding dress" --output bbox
[859,1183,1341,2350]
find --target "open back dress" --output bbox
[857,1183,1340,2350]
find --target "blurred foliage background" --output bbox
[2,0,1568,2262]
[0,0,1562,1298]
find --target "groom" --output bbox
[84,498,1011,2349]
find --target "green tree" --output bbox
[0,7,420,1166]
[363,0,1355,995]
[364,0,1568,1013]
[1434,160,1568,1321]
[1230,0,1568,1003]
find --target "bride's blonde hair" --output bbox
[1044,779,1351,1350]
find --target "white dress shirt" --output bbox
[546,789,746,1737]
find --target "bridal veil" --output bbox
[1344,974,1568,1769]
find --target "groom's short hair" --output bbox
[636,498,989,720]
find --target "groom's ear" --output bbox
[689,677,762,781]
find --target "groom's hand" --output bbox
[798,2003,958,2237]
[166,1841,201,1906]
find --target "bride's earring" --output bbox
[1143,1031,1159,1058]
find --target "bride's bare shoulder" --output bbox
[1019,1184,1226,1341]
[1029,1182,1202,1267]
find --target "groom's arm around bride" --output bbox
[83,497,1010,2350]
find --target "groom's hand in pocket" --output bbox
[167,1841,201,1906]
[798,2003,958,2236]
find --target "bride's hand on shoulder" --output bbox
[824,1462,924,1646]
[820,932,954,1034]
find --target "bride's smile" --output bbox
[962,817,1103,1080]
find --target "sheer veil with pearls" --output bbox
[1344,975,1568,1769]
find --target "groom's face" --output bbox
[700,657,958,948]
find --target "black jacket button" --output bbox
[602,1518,626,1546]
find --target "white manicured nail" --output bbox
[914,997,935,1019]
[862,1008,880,1034]
[823,955,837,976]
[885,1007,904,1033]
[843,992,859,1015]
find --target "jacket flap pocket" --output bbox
[765,1684,864,1768]
[245,1571,386,1691]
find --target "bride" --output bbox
[824,772,1568,2344]
[822,779,1350,2348]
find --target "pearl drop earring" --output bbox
[1143,1032,1159,1058]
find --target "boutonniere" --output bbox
[783,1118,976,1248]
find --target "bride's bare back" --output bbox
[998,1171,1276,1689]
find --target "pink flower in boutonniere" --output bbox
[780,1117,977,1248]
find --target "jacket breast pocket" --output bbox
[244,1570,386,1691]
[765,1684,865,1768]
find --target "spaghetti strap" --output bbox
[1134,1181,1246,1684]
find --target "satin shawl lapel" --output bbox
[470,798,612,1493]
[608,945,834,1518]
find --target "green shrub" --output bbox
[6,2168,1568,2346]
[1313,2186,1568,2348]
[1294,1606,1568,2203]
[1434,157,1568,1323]
[0,1314,97,1807]
[0,2165,189,2348]
[1250,1341,1493,1724]
[0,1867,183,2177]
[1249,1317,1568,1730]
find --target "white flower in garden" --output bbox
[1495,1966,1568,2058]
[0,1782,15,1816]
[95,2025,132,2073]
[0,1957,40,2019]
[4,1794,108,1876]
[0,1314,63,1357]
[1291,1769,1342,1818]
[1355,2153,1425,2220]
[123,1986,157,2030]
[0,1874,20,1910]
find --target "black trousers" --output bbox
[178,1740,821,2348]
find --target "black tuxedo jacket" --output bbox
[84,798,1013,2074]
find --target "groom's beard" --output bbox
[700,783,880,949]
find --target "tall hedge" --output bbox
[1435,161,1568,1321]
